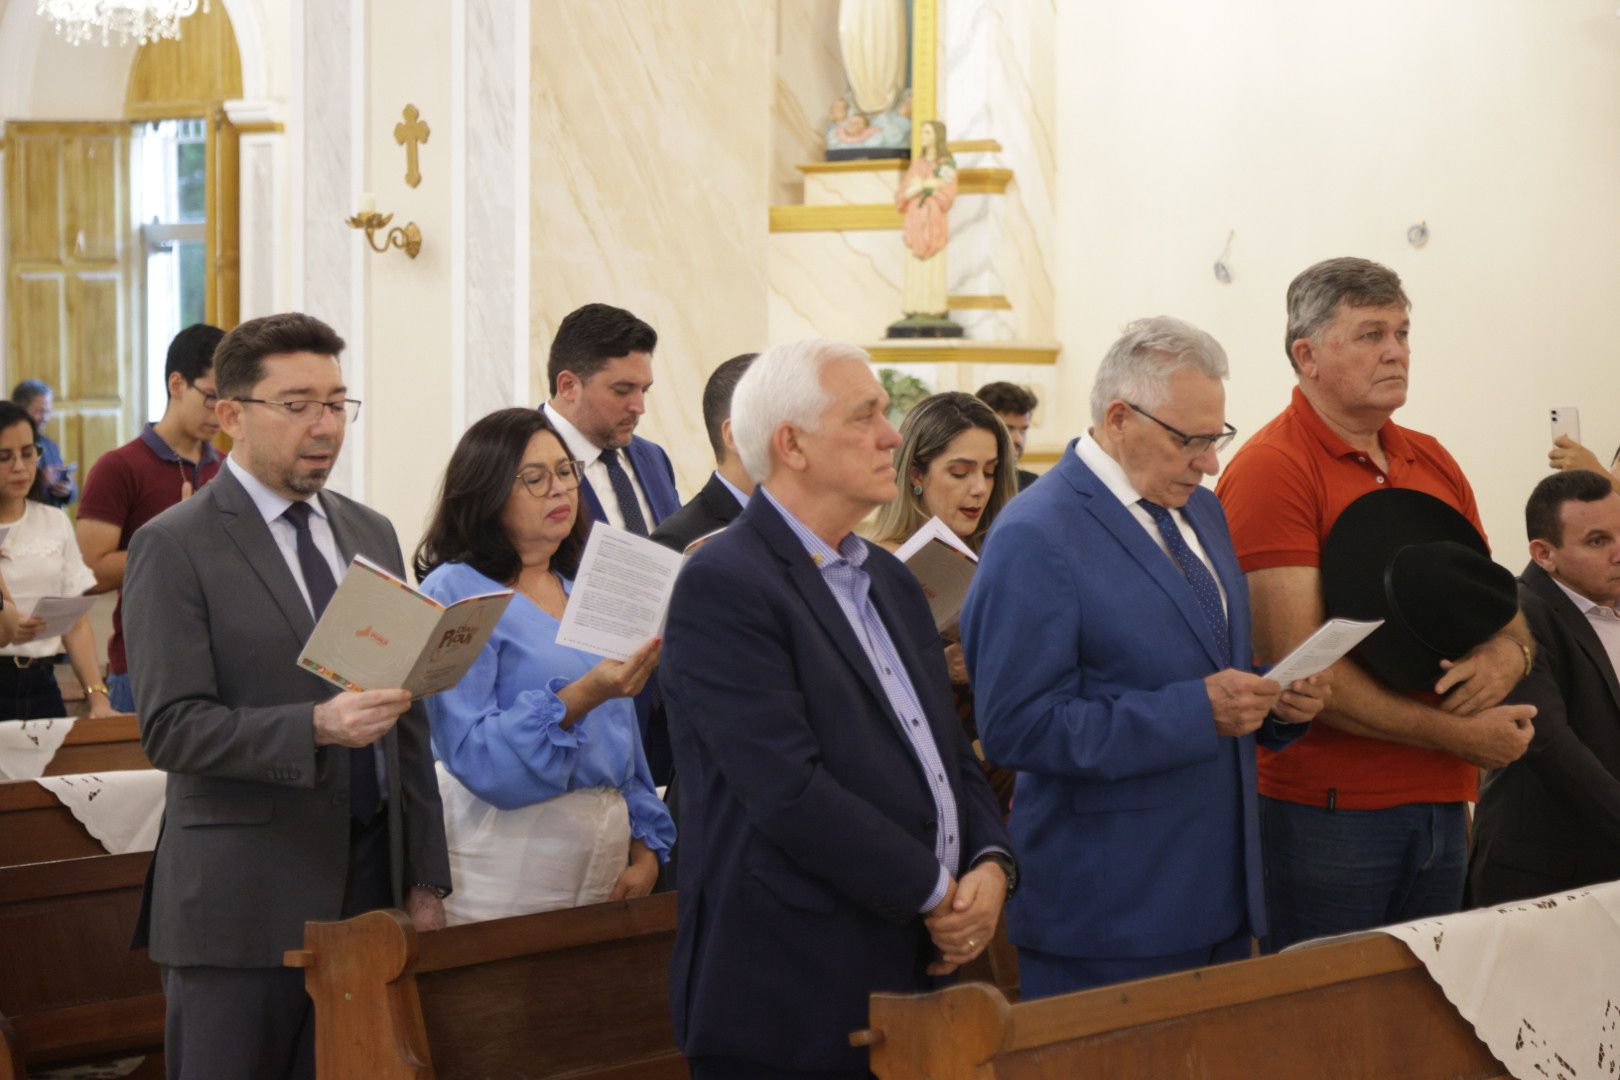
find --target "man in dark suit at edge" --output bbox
[661,337,1014,1078]
[1472,469,1620,904]
[123,313,450,1080]
[651,351,757,553]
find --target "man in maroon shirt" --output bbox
[77,324,225,713]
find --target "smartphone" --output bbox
[1551,406,1581,447]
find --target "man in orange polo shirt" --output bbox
[1216,257,1537,949]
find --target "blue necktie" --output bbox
[284,501,380,823]
[600,448,650,536]
[1139,499,1230,660]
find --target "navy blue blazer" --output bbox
[576,433,682,527]
[661,494,1011,1073]
[961,441,1303,961]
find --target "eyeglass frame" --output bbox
[514,459,588,497]
[230,397,363,423]
[187,382,221,410]
[1125,402,1238,456]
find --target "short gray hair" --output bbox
[1089,316,1230,427]
[1285,257,1410,368]
[731,337,872,484]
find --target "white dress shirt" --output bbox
[226,456,385,786]
[226,456,346,615]
[1076,432,1228,615]
[541,403,656,531]
[1551,575,1620,676]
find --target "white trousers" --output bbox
[436,762,630,926]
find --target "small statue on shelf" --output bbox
[888,119,963,338]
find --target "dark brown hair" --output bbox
[214,313,346,398]
[702,353,757,462]
[546,303,657,396]
[0,402,46,503]
[1526,468,1616,546]
[975,381,1039,416]
[414,409,590,584]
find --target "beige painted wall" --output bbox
[1052,0,1620,559]
[364,0,453,555]
[530,0,774,500]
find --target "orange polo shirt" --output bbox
[1215,387,1484,809]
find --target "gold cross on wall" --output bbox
[394,104,430,188]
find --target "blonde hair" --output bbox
[870,391,1019,553]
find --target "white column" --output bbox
[225,100,287,323]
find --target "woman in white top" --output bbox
[0,401,113,719]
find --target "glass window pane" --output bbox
[176,139,205,223]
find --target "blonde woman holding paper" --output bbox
[870,392,1021,812]
[413,408,672,925]
[0,401,113,720]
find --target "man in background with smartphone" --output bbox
[1216,256,1536,948]
[1549,406,1620,492]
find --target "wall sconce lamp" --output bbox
[346,194,422,259]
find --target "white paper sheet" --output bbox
[27,595,98,639]
[554,525,685,661]
[1266,617,1383,688]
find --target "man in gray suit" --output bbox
[124,312,451,1080]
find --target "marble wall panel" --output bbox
[805,167,902,206]
[300,0,358,496]
[531,0,774,498]
[464,0,521,420]
[768,230,903,344]
[238,135,278,320]
[300,0,353,347]
[773,0,846,206]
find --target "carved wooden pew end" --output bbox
[289,894,688,1079]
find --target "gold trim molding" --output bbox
[947,295,1011,310]
[958,168,1012,194]
[769,204,902,232]
[865,341,1059,365]
[1022,448,1063,466]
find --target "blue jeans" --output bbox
[1259,796,1468,951]
[107,672,135,714]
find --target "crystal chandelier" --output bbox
[38,0,210,47]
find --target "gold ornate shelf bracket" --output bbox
[345,210,422,259]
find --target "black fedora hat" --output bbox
[1321,488,1518,692]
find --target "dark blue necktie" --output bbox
[284,500,380,823]
[1139,499,1230,660]
[600,448,650,536]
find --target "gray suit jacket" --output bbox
[124,464,450,968]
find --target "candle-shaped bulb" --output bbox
[359,192,376,215]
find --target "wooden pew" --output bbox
[855,933,1509,1079]
[0,779,107,868]
[286,894,686,1079]
[0,852,163,1079]
[41,714,148,775]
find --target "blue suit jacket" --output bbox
[661,494,1011,1072]
[961,441,1302,960]
[577,433,682,527]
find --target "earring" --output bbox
[911,483,923,496]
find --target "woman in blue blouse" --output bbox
[414,408,671,924]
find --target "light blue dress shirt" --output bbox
[759,488,968,911]
[418,561,675,858]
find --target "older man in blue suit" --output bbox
[961,316,1329,999]
[661,338,1014,1078]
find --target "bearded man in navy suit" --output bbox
[540,302,681,534]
